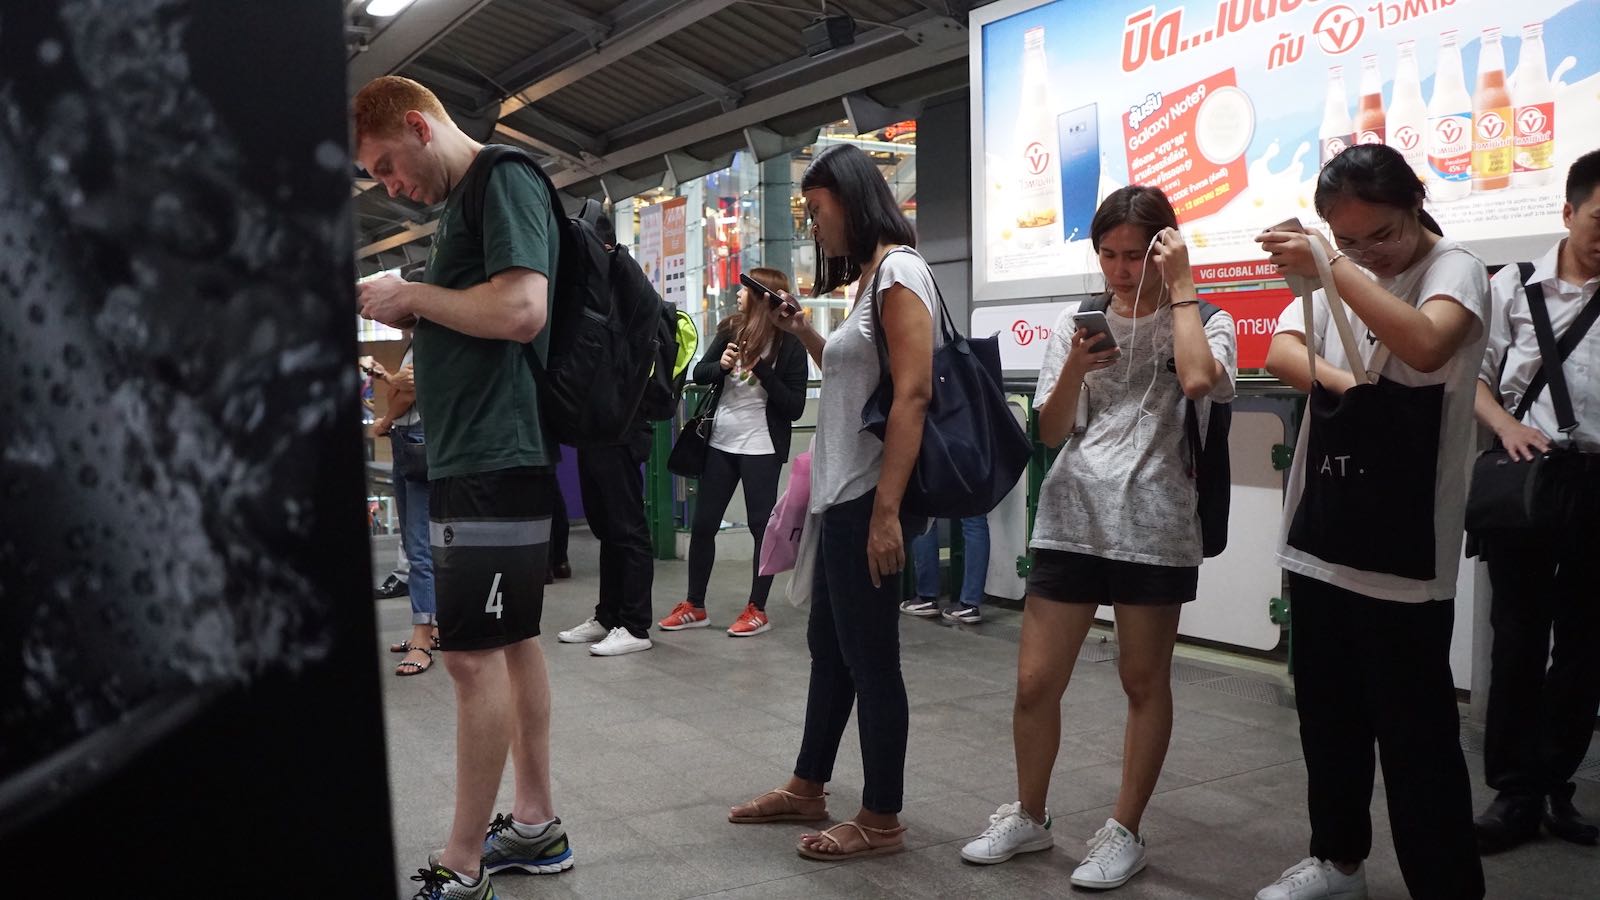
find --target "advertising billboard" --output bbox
[971,0,1600,301]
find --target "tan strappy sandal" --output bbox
[796,820,906,861]
[728,788,829,824]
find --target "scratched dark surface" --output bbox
[0,2,393,889]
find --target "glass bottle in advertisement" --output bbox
[1388,40,1429,183]
[1472,26,1513,192]
[1320,66,1353,165]
[1428,30,1473,202]
[1512,21,1556,188]
[1013,26,1061,250]
[1355,54,1386,145]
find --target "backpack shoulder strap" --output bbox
[459,145,563,241]
[1510,262,1600,424]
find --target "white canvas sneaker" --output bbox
[1070,818,1147,889]
[557,617,607,643]
[960,801,1053,864]
[589,627,653,656]
[1255,857,1368,900]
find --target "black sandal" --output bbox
[389,630,441,654]
[395,647,433,676]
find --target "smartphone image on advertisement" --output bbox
[1056,103,1100,244]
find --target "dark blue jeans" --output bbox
[793,491,923,814]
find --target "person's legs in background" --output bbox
[668,447,740,630]
[388,427,434,672]
[548,482,571,580]
[902,523,941,618]
[942,515,989,625]
[571,432,654,654]
[728,452,782,636]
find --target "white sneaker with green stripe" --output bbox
[960,801,1054,864]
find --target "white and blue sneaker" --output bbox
[409,864,494,899]
[961,801,1054,864]
[941,603,982,625]
[1070,818,1147,889]
[900,598,939,617]
[481,814,575,875]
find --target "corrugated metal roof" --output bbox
[353,0,985,255]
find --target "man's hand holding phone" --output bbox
[358,274,420,329]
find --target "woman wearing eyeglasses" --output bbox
[1254,144,1488,900]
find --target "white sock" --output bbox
[512,817,555,837]
[454,869,480,887]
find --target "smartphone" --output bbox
[739,272,795,314]
[1072,310,1117,352]
[1265,216,1307,234]
[1056,104,1101,244]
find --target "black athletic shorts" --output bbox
[1026,548,1198,606]
[430,467,556,651]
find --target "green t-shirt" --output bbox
[415,149,559,479]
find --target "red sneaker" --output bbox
[727,603,771,637]
[658,600,710,631]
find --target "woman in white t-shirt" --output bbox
[1255,144,1488,900]
[657,267,808,638]
[959,186,1237,891]
[727,144,935,863]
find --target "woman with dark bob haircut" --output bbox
[726,143,937,862]
[1256,143,1488,900]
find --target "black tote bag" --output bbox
[1283,244,1444,581]
[860,248,1032,518]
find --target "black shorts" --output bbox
[430,467,556,651]
[1026,549,1198,607]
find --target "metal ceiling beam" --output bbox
[495,0,738,117]
[602,12,951,146]
[348,0,496,92]
[909,0,969,21]
[638,46,742,111]
[526,0,611,42]
[494,124,591,170]
[404,60,491,102]
[551,34,966,190]
[506,107,606,154]
[360,220,439,258]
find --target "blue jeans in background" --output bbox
[912,516,989,607]
[390,425,435,626]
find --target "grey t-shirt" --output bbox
[1032,302,1237,567]
[810,248,942,513]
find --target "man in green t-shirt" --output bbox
[354,76,571,899]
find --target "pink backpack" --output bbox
[758,450,811,576]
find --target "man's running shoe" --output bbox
[482,813,575,875]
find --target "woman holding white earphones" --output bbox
[958,185,1236,891]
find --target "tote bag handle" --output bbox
[1299,239,1390,386]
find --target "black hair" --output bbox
[799,144,917,296]
[1567,149,1600,208]
[1089,185,1178,250]
[1314,143,1443,235]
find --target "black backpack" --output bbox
[1078,295,1232,557]
[459,145,682,447]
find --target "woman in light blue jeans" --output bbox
[373,350,436,675]
[902,516,989,623]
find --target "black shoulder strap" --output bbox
[1183,301,1229,457]
[458,144,588,241]
[867,246,955,385]
[1511,262,1600,426]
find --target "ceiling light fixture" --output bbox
[365,0,418,18]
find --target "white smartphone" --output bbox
[1072,310,1118,352]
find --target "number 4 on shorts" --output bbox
[485,571,504,619]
